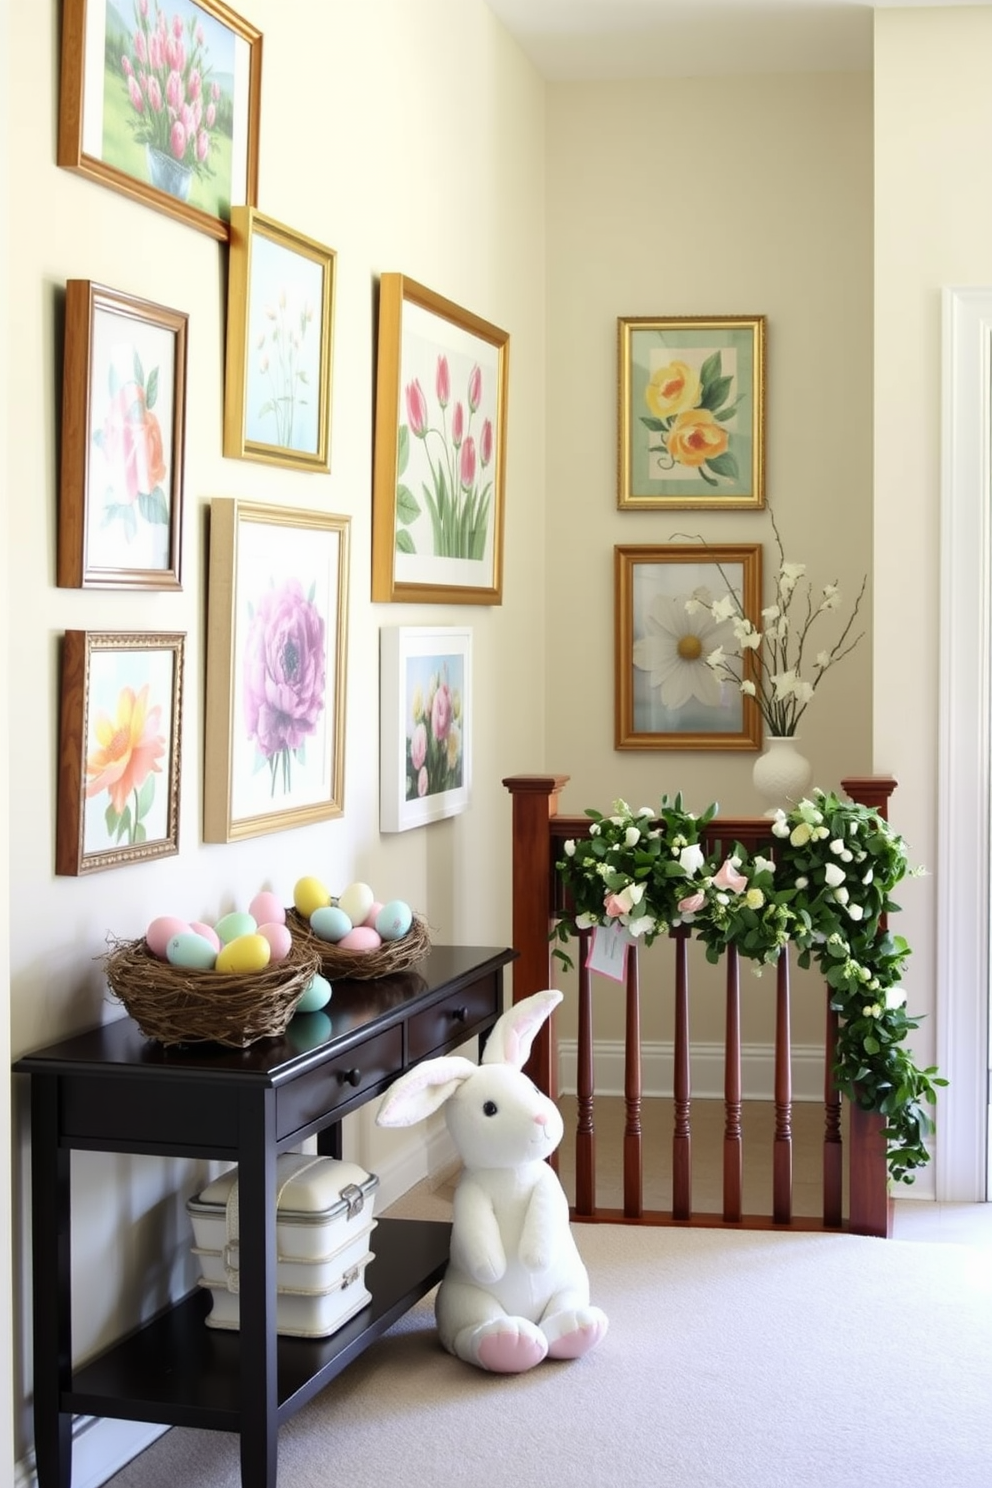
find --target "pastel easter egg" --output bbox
[165,932,218,971]
[215,933,271,975]
[214,911,257,945]
[249,890,285,927]
[189,920,221,953]
[309,905,352,943]
[337,925,382,952]
[295,972,332,1014]
[362,901,385,928]
[257,921,292,963]
[294,876,331,919]
[376,899,413,941]
[146,916,191,960]
[337,881,375,926]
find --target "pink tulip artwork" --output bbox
[395,350,497,562]
[403,649,464,803]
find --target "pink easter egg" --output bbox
[337,925,382,952]
[258,921,293,963]
[189,921,222,953]
[362,901,385,928]
[146,915,191,960]
[249,890,285,927]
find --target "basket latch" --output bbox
[340,1183,364,1220]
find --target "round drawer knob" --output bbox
[451,1006,468,1023]
[340,1068,362,1087]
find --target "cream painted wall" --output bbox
[6,0,545,1474]
[543,74,874,1054]
[874,4,992,1196]
[2,0,15,1473]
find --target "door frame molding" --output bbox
[938,285,992,1200]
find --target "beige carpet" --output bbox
[106,1194,992,1488]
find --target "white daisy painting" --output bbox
[615,543,763,750]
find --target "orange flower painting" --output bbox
[85,682,166,845]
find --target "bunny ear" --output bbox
[481,988,563,1071]
[376,1055,477,1127]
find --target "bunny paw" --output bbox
[469,1318,549,1373]
[543,1306,609,1360]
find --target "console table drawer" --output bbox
[276,1026,403,1139]
[407,975,500,1062]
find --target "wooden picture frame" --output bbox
[59,280,187,590]
[372,274,509,605]
[204,499,350,842]
[615,543,762,750]
[58,0,262,241]
[379,625,472,833]
[223,207,336,471]
[56,630,184,875]
[618,315,765,510]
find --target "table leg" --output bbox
[31,1075,73,1488]
[236,1090,279,1488]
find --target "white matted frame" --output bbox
[204,499,350,842]
[380,626,472,832]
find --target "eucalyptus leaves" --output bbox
[553,790,944,1183]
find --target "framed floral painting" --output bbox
[58,0,262,240]
[56,630,184,875]
[223,208,336,471]
[203,499,350,842]
[618,315,765,510]
[379,626,472,832]
[59,280,187,590]
[372,274,509,605]
[614,544,762,750]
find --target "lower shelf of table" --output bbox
[67,1217,451,1431]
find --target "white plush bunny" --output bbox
[376,988,608,1373]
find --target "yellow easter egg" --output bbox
[215,933,272,975]
[294,876,331,919]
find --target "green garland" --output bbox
[552,789,945,1184]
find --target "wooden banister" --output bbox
[502,772,900,1238]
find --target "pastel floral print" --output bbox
[119,1,223,184]
[406,661,463,802]
[85,683,166,846]
[632,590,733,709]
[92,351,169,542]
[254,289,315,448]
[642,350,741,487]
[396,354,495,560]
[242,578,326,796]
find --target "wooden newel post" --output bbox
[502,773,570,1098]
[841,775,898,1238]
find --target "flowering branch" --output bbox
[553,791,944,1184]
[676,504,867,737]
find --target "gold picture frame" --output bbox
[615,543,762,750]
[223,207,336,471]
[58,0,262,241]
[372,274,509,604]
[58,280,188,590]
[204,499,350,842]
[618,315,765,510]
[56,630,184,875]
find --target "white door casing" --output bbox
[938,286,992,1200]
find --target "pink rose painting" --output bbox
[243,577,326,795]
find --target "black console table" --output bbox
[14,943,516,1488]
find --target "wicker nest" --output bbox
[285,908,432,981]
[102,933,323,1049]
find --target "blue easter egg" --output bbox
[376,899,413,941]
[309,905,352,942]
[295,973,332,1013]
[166,931,218,971]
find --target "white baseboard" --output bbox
[15,1415,170,1488]
[557,1038,826,1103]
[371,1122,458,1213]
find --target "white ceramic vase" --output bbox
[752,736,813,817]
